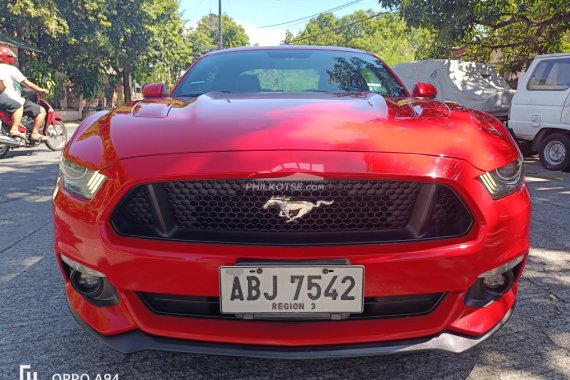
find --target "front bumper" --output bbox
[69,303,514,359]
[54,151,530,355]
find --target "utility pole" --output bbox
[218,0,223,49]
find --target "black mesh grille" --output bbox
[111,179,472,245]
[163,180,420,232]
[138,292,446,321]
[432,187,462,226]
[123,187,154,225]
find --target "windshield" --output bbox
[172,49,408,98]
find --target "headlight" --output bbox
[59,157,106,199]
[479,156,523,199]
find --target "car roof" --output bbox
[204,45,370,56]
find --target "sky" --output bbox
[178,0,385,46]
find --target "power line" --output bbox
[260,0,363,29]
[286,11,392,44]
[259,0,364,29]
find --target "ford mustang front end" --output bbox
[53,46,530,358]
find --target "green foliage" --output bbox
[0,0,68,70]
[1,0,69,38]
[289,13,344,47]
[50,0,111,101]
[136,1,193,86]
[379,0,570,75]
[284,10,431,66]
[189,15,250,55]
[79,68,104,101]
[0,0,195,102]
[24,58,57,94]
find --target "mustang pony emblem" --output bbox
[263,196,334,223]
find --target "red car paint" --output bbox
[54,46,530,356]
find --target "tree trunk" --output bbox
[78,93,85,119]
[15,22,26,70]
[123,69,131,102]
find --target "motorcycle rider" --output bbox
[0,79,24,132]
[0,47,49,141]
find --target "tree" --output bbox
[287,13,343,46]
[105,0,164,102]
[131,0,193,87]
[50,0,112,104]
[284,10,431,66]
[1,0,198,105]
[0,0,68,69]
[189,15,250,56]
[378,0,570,75]
[0,0,107,105]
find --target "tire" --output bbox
[44,120,67,151]
[0,144,9,159]
[0,125,10,159]
[538,133,570,171]
[517,140,533,158]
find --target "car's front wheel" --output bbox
[538,133,570,171]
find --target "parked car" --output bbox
[54,46,530,358]
[393,59,515,122]
[508,53,570,170]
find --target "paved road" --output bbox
[0,137,568,380]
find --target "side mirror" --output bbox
[142,83,167,99]
[412,82,437,98]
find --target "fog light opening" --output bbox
[465,255,525,308]
[482,273,506,289]
[70,269,104,297]
[478,255,524,281]
[60,254,119,307]
[60,254,106,278]
[481,271,514,297]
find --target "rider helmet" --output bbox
[0,47,17,64]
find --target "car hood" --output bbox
[66,92,519,172]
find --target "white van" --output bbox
[509,53,570,170]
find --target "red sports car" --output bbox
[53,46,530,358]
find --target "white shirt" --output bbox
[0,63,26,106]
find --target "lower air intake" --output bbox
[138,292,446,321]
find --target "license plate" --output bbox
[219,266,364,314]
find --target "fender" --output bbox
[47,112,64,125]
[52,111,63,122]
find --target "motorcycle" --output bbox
[0,89,67,159]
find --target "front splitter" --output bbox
[69,303,514,359]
